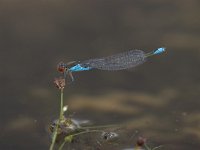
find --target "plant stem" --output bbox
[49,88,64,150]
[58,130,103,150]
[58,141,66,150]
[60,88,64,120]
[144,143,151,150]
[80,124,119,130]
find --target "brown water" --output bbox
[0,0,200,149]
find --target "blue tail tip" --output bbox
[153,47,166,55]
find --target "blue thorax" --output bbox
[69,64,92,72]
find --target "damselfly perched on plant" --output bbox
[57,47,166,81]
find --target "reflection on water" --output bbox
[48,116,122,149]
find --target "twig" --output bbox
[49,88,64,150]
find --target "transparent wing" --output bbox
[80,50,146,71]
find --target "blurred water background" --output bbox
[0,0,200,149]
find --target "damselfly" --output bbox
[57,47,165,81]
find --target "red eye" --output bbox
[57,62,66,73]
[57,67,65,73]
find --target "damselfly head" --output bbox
[57,62,67,73]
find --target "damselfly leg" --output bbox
[57,61,76,82]
[65,69,75,82]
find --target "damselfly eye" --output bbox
[57,62,66,73]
